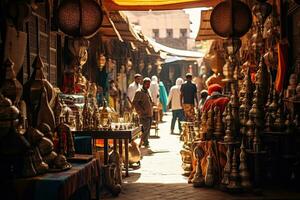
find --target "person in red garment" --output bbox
[201,83,229,113]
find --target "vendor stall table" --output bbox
[7,158,100,200]
[73,126,141,177]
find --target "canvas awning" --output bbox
[99,7,123,41]
[146,36,204,58]
[103,0,222,11]
[195,9,219,41]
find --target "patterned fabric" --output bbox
[13,159,100,200]
[183,104,195,122]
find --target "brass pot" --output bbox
[38,137,54,156]
[43,151,57,166]
[27,127,44,145]
[0,94,19,140]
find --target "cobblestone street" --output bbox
[102,113,300,200]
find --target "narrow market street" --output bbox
[102,113,300,200]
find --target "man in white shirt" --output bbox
[167,78,185,134]
[127,73,142,104]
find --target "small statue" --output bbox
[227,149,241,191]
[192,146,205,187]
[54,116,75,158]
[205,153,214,187]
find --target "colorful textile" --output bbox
[159,81,168,112]
[207,83,222,95]
[275,42,288,93]
[12,159,100,200]
[183,104,195,121]
[202,96,229,113]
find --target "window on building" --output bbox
[166,29,173,38]
[152,29,159,38]
[180,29,187,37]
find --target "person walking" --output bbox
[132,78,153,148]
[149,75,159,106]
[127,73,142,105]
[167,78,185,134]
[180,73,198,121]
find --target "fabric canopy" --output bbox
[195,9,219,41]
[103,0,221,11]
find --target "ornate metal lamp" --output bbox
[57,0,103,94]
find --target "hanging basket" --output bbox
[210,0,252,38]
[57,0,103,38]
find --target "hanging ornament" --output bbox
[57,0,103,38]
[210,0,252,38]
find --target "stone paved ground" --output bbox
[102,112,300,200]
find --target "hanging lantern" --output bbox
[57,0,103,38]
[210,0,252,38]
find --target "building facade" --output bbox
[125,10,195,50]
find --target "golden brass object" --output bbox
[32,146,49,175]
[221,145,232,186]
[0,94,20,140]
[205,153,214,187]
[239,141,252,189]
[100,99,112,130]
[52,154,72,171]
[1,58,23,105]
[125,141,141,165]
[224,103,234,143]
[253,127,261,153]
[206,108,215,140]
[54,96,63,126]
[192,146,205,187]
[227,149,241,191]
[38,137,54,156]
[214,106,224,139]
[199,111,208,140]
[246,115,255,149]
[273,99,285,131]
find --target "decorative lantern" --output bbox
[210,0,252,38]
[57,0,103,38]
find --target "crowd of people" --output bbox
[108,72,230,148]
